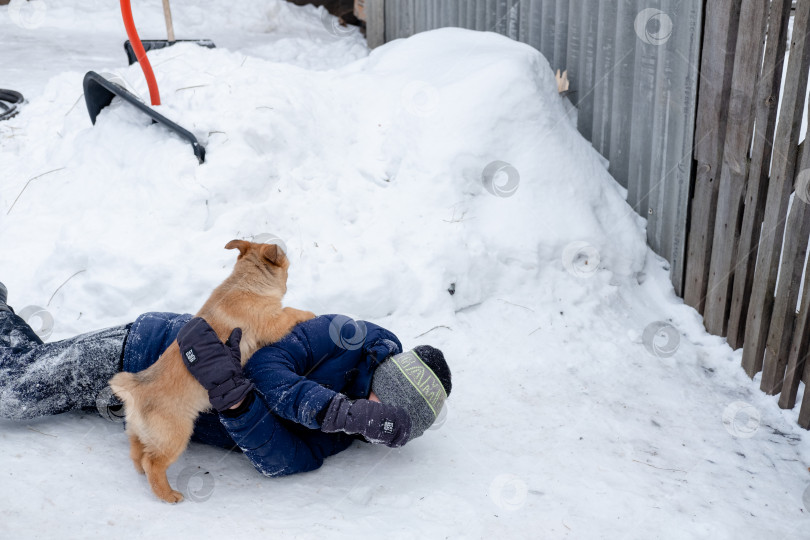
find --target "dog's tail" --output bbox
[109,371,140,406]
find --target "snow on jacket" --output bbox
[122,312,403,477]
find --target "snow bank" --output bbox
[2,27,646,337]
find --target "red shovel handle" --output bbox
[120,0,161,106]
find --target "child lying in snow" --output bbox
[0,282,451,477]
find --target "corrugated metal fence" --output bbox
[381,0,702,295]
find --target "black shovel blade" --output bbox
[124,39,216,65]
[82,71,206,164]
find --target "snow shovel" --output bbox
[83,71,205,163]
[82,0,207,164]
[123,0,214,65]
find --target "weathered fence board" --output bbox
[726,0,793,350]
[781,237,810,409]
[702,0,769,337]
[799,382,810,429]
[682,0,741,314]
[761,195,810,394]
[780,138,810,409]
[741,0,810,378]
[799,345,810,427]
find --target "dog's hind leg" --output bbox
[142,450,185,503]
[141,416,194,504]
[128,433,146,474]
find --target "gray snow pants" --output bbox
[0,311,130,420]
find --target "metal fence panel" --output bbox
[383,0,702,295]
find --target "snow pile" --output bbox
[2,28,644,333]
[1,1,809,539]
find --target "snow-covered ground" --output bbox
[1,1,810,538]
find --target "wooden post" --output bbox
[702,0,769,337]
[741,0,810,378]
[683,0,741,313]
[162,0,175,43]
[727,0,793,349]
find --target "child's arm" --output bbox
[246,341,338,428]
[217,391,353,477]
[244,315,403,429]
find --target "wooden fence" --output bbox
[684,0,810,427]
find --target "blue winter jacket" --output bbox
[121,312,402,477]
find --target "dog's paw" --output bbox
[161,490,184,504]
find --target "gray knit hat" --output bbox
[371,348,449,441]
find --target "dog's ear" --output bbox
[260,243,286,266]
[225,240,251,258]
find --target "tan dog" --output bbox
[109,240,315,503]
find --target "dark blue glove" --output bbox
[320,394,411,448]
[365,338,401,365]
[176,317,255,412]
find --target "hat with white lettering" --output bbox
[371,345,451,441]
